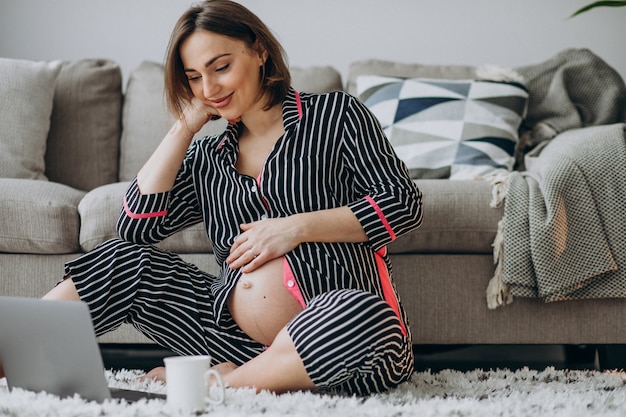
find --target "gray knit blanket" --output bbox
[486,49,626,308]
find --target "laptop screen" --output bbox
[0,296,111,402]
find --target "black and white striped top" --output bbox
[118,89,423,325]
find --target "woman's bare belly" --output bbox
[227,257,304,346]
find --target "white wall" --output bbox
[0,0,624,86]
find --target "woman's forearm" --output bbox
[295,206,368,244]
[136,120,195,195]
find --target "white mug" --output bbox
[164,355,225,411]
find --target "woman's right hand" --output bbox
[136,97,219,194]
[180,97,220,135]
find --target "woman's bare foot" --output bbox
[211,362,238,380]
[139,362,237,384]
[140,366,166,382]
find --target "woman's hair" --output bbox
[164,0,291,117]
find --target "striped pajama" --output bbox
[65,88,422,395]
[65,238,413,395]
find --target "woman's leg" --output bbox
[43,277,80,301]
[287,289,414,395]
[217,326,316,393]
[215,289,413,395]
[53,238,265,364]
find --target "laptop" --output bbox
[0,296,165,403]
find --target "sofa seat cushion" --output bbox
[79,182,213,253]
[0,179,84,254]
[389,179,503,254]
[80,180,499,256]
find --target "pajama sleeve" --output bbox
[116,143,204,245]
[343,95,423,252]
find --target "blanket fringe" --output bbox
[486,219,513,309]
[486,172,513,309]
[487,170,510,209]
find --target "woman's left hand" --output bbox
[140,366,166,382]
[226,216,302,273]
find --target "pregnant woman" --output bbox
[43,0,423,395]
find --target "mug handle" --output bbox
[204,369,225,405]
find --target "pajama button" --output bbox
[287,280,295,287]
[260,214,267,220]
[251,185,258,192]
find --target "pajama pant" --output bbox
[64,238,414,395]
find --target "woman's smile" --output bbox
[209,92,234,109]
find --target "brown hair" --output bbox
[164,0,291,118]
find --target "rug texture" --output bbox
[1,367,625,416]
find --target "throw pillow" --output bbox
[45,59,123,191]
[356,75,528,180]
[0,58,62,180]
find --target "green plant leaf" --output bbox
[570,0,626,18]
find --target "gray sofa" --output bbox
[2,50,626,363]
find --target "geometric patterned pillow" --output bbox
[356,75,528,180]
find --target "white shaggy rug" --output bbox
[2,367,626,417]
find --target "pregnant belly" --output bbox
[227,257,304,346]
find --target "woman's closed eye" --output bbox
[216,63,230,72]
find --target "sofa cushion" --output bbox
[0,179,84,254]
[0,58,62,180]
[80,180,499,256]
[356,75,528,179]
[291,66,343,93]
[79,182,213,253]
[389,179,503,254]
[119,61,344,182]
[44,59,123,191]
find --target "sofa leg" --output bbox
[563,344,598,369]
[596,345,626,371]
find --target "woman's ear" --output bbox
[253,39,268,65]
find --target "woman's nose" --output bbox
[202,78,218,100]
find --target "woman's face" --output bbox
[180,30,266,121]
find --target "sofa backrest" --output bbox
[118,62,344,182]
[44,59,345,189]
[45,59,122,191]
[43,51,626,192]
[346,59,477,96]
